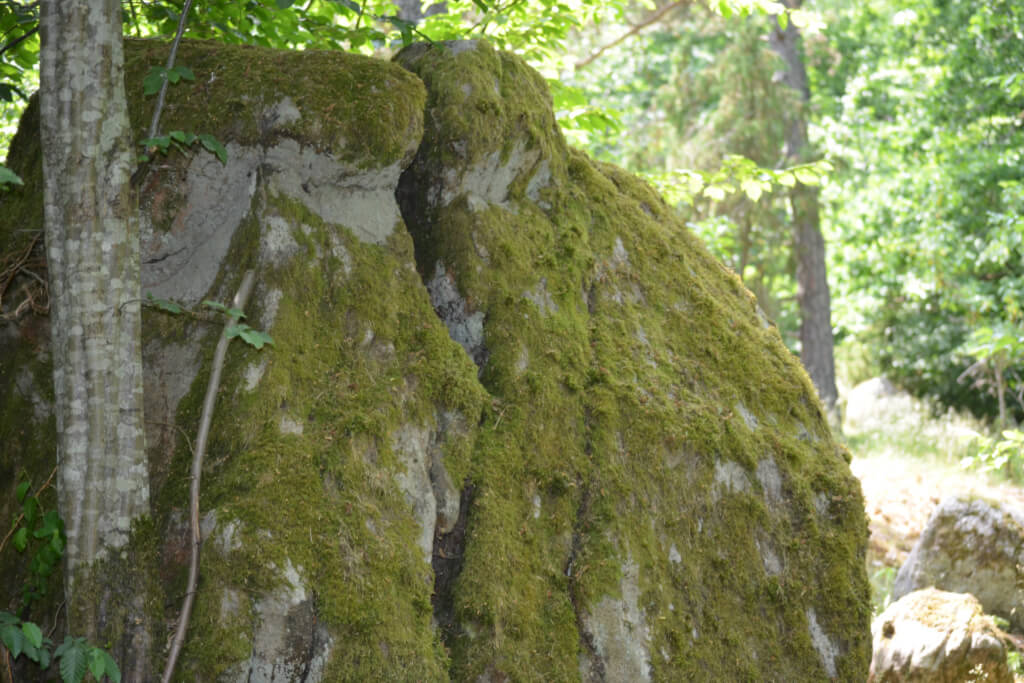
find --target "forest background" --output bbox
[1,0,1022,464]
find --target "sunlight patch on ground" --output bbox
[841,377,1024,576]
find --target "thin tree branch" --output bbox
[575,0,690,70]
[160,270,256,683]
[146,0,194,141]
[126,0,141,38]
[354,0,367,31]
[0,25,38,61]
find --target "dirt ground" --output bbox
[851,452,1024,571]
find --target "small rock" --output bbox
[893,495,1024,631]
[869,588,1010,683]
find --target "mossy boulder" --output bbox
[869,588,1011,683]
[894,495,1024,633]
[0,38,870,680]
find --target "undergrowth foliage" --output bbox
[0,478,120,682]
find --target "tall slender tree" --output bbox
[768,0,839,421]
[39,0,151,672]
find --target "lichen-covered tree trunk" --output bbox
[769,1,839,420]
[39,0,151,669]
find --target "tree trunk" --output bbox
[768,2,839,421]
[39,0,152,672]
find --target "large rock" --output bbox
[893,495,1024,632]
[844,376,910,434]
[869,588,1011,683]
[0,39,871,680]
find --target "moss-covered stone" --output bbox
[0,37,870,681]
[396,40,870,682]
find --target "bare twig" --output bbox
[160,270,256,683]
[575,0,690,70]
[0,231,48,320]
[46,600,64,638]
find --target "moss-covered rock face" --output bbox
[0,38,870,680]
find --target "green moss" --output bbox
[397,40,869,681]
[151,171,487,677]
[123,39,424,171]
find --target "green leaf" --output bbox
[226,324,275,349]
[1,622,25,658]
[58,637,89,683]
[16,481,30,503]
[140,136,172,155]
[38,645,51,670]
[156,298,183,315]
[99,649,121,682]
[21,621,42,649]
[0,164,23,188]
[242,328,275,349]
[49,530,65,555]
[171,65,195,82]
[39,509,62,537]
[703,185,727,201]
[777,11,788,30]
[276,0,296,7]
[23,495,38,525]
[389,17,415,46]
[198,134,228,164]
[13,527,28,552]
[203,300,229,314]
[740,179,764,202]
[88,648,106,681]
[157,299,183,315]
[793,169,820,185]
[53,635,72,658]
[142,67,166,96]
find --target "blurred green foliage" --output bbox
[813,0,1024,422]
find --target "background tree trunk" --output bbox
[768,1,840,421]
[39,0,152,672]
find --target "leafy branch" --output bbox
[133,0,227,175]
[647,154,834,207]
[138,130,227,165]
[145,0,194,142]
[145,293,274,350]
[1,472,121,682]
